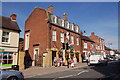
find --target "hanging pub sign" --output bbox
[70,46,74,50]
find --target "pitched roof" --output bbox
[81,35,95,43]
[0,16,21,32]
[105,46,112,51]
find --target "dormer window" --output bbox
[71,24,74,31]
[75,26,79,32]
[67,21,69,29]
[51,15,57,24]
[54,16,57,24]
[58,18,62,26]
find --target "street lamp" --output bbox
[62,32,70,68]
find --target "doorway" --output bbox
[33,48,39,66]
[52,51,56,66]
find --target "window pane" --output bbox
[52,30,56,41]
[3,32,6,36]
[2,37,5,42]
[2,31,9,43]
[8,60,12,64]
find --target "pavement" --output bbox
[20,62,87,78]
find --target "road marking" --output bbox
[77,70,89,75]
[59,75,74,78]
[53,70,89,80]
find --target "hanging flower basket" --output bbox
[59,53,63,56]
[70,53,74,56]
[58,50,63,57]
[75,52,79,55]
[81,52,85,55]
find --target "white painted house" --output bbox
[0,14,21,67]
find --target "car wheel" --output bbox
[7,76,18,80]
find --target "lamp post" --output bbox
[62,32,70,68]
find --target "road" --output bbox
[25,60,120,80]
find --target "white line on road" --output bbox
[53,70,89,80]
[77,70,89,75]
[59,75,74,78]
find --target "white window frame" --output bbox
[54,16,57,24]
[25,33,30,50]
[60,32,64,43]
[51,15,57,24]
[62,19,64,27]
[76,26,79,32]
[34,48,39,60]
[67,21,69,29]
[71,24,74,30]
[59,19,62,26]
[2,31,10,44]
[76,38,79,45]
[84,42,87,49]
[52,30,56,41]
[71,36,74,44]
[91,44,94,49]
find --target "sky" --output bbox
[1,2,118,50]
[1,0,120,2]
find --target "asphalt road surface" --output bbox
[25,60,120,80]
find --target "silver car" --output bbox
[0,69,24,80]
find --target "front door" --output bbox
[52,51,56,66]
[33,48,39,66]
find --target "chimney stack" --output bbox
[63,13,68,21]
[10,14,17,21]
[91,32,95,35]
[48,5,54,14]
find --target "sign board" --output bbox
[0,48,4,52]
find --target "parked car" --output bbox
[104,57,110,62]
[0,69,24,80]
[89,53,108,66]
[109,56,116,61]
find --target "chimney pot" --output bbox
[10,14,17,21]
[63,13,68,21]
[91,32,95,35]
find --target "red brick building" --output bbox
[89,32,106,57]
[24,6,82,67]
[81,33,95,62]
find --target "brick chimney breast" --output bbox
[48,5,54,14]
[10,14,17,21]
[63,13,68,21]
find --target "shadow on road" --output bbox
[89,61,120,80]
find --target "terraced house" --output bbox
[24,6,82,67]
[89,32,106,57]
[81,33,95,62]
[0,14,21,68]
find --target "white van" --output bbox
[89,52,107,65]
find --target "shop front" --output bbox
[0,52,13,67]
